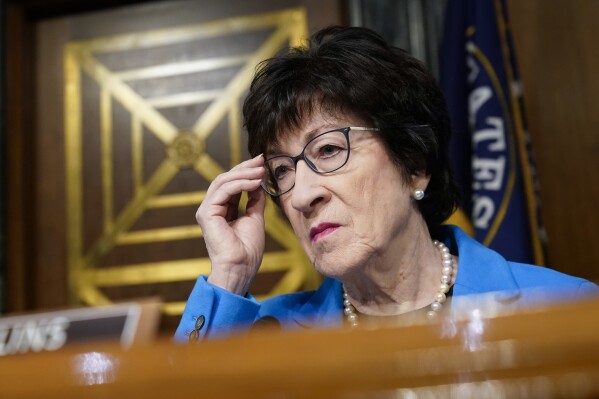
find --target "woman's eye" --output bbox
[274,165,291,180]
[318,144,342,157]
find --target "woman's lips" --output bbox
[310,223,340,242]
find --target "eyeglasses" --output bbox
[261,126,379,196]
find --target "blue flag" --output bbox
[440,0,544,264]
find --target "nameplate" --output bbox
[0,301,160,356]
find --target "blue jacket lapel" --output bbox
[436,225,520,296]
[292,278,344,329]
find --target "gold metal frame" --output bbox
[64,8,318,316]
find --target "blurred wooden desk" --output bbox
[2,295,599,398]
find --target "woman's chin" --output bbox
[312,254,362,279]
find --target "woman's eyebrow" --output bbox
[301,124,338,143]
[266,124,338,156]
[303,127,325,143]
[264,149,278,159]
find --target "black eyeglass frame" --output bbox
[261,126,379,197]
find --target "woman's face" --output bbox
[267,111,430,278]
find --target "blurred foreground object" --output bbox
[0,300,161,357]
[1,294,599,398]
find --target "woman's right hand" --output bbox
[196,154,267,296]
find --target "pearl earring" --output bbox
[413,189,424,200]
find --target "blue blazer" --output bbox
[175,225,598,341]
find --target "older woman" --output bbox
[175,26,596,342]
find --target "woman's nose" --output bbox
[290,161,329,213]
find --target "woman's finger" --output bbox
[205,179,263,210]
[225,192,241,222]
[246,185,266,221]
[206,166,264,196]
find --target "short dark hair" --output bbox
[243,26,459,229]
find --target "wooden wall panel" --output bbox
[12,0,343,334]
[508,0,599,279]
[34,18,69,309]
[5,4,36,312]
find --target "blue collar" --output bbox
[292,278,343,328]
[434,225,519,296]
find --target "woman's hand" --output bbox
[197,154,267,296]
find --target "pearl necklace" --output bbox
[342,240,454,327]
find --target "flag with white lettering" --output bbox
[440,0,545,264]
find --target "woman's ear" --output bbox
[410,171,431,192]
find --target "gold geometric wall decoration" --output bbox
[64,8,319,316]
